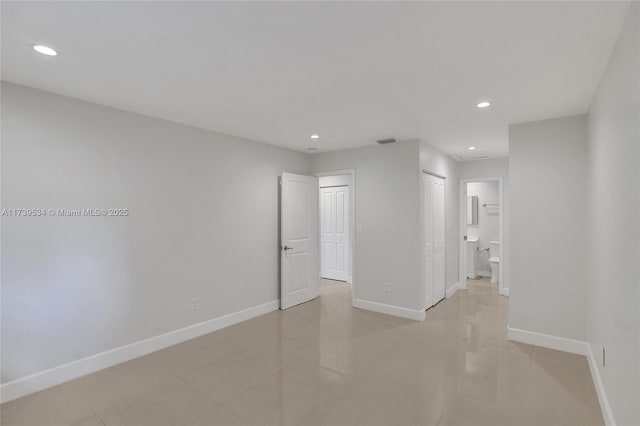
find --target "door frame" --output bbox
[459,176,507,296]
[313,170,355,301]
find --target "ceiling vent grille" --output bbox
[377,138,397,144]
[452,151,491,161]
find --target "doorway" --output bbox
[279,170,355,311]
[315,171,354,285]
[459,177,506,296]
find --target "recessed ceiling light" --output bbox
[31,44,58,56]
[476,102,491,108]
[310,134,319,139]
[468,146,477,150]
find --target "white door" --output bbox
[461,183,469,289]
[422,175,434,309]
[423,173,446,309]
[320,186,350,281]
[433,176,445,304]
[281,172,319,309]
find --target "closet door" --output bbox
[422,174,434,310]
[432,176,446,303]
[320,186,349,281]
[423,173,446,309]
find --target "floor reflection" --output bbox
[1,278,603,426]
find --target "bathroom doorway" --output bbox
[459,177,507,296]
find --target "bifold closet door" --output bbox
[320,186,349,281]
[432,176,445,303]
[423,173,446,309]
[423,175,434,310]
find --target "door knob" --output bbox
[282,245,293,251]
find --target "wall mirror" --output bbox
[467,195,479,225]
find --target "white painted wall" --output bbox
[466,181,499,275]
[310,141,423,311]
[458,158,510,294]
[419,142,460,293]
[509,115,588,341]
[586,3,639,425]
[0,82,310,383]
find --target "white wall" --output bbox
[459,158,510,294]
[310,141,423,311]
[0,82,310,383]
[509,115,588,341]
[419,142,460,292]
[467,181,499,275]
[586,2,639,425]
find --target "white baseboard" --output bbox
[446,282,460,298]
[507,327,588,355]
[586,344,616,426]
[478,270,491,277]
[507,327,615,425]
[0,299,279,404]
[354,299,425,321]
[499,288,509,296]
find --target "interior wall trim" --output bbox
[507,326,615,426]
[586,344,617,426]
[0,299,280,404]
[354,299,425,321]
[445,281,460,298]
[421,169,447,180]
[507,326,588,355]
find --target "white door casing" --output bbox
[459,176,506,295]
[320,186,350,281]
[461,182,468,289]
[281,172,319,309]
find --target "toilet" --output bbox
[489,241,500,284]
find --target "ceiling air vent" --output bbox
[452,151,491,161]
[377,138,397,144]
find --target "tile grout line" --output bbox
[175,375,253,425]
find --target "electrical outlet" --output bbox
[190,298,198,311]
[356,224,363,234]
[384,283,391,293]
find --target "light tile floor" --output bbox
[1,278,604,426]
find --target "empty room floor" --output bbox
[1,278,603,426]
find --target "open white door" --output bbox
[461,182,468,290]
[281,172,319,309]
[320,186,350,281]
